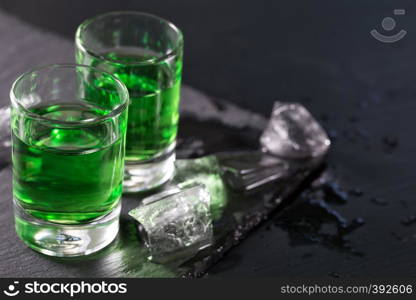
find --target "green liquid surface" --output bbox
[82,47,182,161]
[12,103,124,224]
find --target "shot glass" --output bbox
[76,11,184,192]
[10,64,129,257]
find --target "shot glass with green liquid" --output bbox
[10,64,129,256]
[76,12,183,192]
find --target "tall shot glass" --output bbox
[76,11,183,192]
[11,64,129,256]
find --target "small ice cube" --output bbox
[260,102,330,159]
[129,184,213,264]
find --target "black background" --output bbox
[1,0,416,277]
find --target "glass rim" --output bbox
[75,11,184,66]
[10,63,129,127]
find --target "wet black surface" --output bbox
[272,171,365,257]
[1,0,416,277]
[0,94,325,278]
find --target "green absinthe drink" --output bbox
[76,12,184,192]
[12,103,124,224]
[11,64,128,257]
[88,47,181,162]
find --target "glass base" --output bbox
[14,200,120,257]
[123,148,175,193]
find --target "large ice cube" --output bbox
[129,184,213,264]
[260,102,330,159]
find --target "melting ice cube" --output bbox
[129,184,213,264]
[260,102,330,159]
[216,151,290,191]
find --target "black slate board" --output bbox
[2,1,416,278]
[0,11,323,277]
[0,90,323,278]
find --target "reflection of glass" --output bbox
[0,106,11,168]
[11,64,129,256]
[76,12,183,192]
[174,156,228,221]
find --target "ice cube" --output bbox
[174,156,228,220]
[172,153,290,218]
[216,151,290,191]
[260,102,330,159]
[129,184,213,264]
[172,153,291,218]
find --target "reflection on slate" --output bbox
[126,102,330,277]
[0,106,10,169]
[274,169,365,256]
[217,152,290,191]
